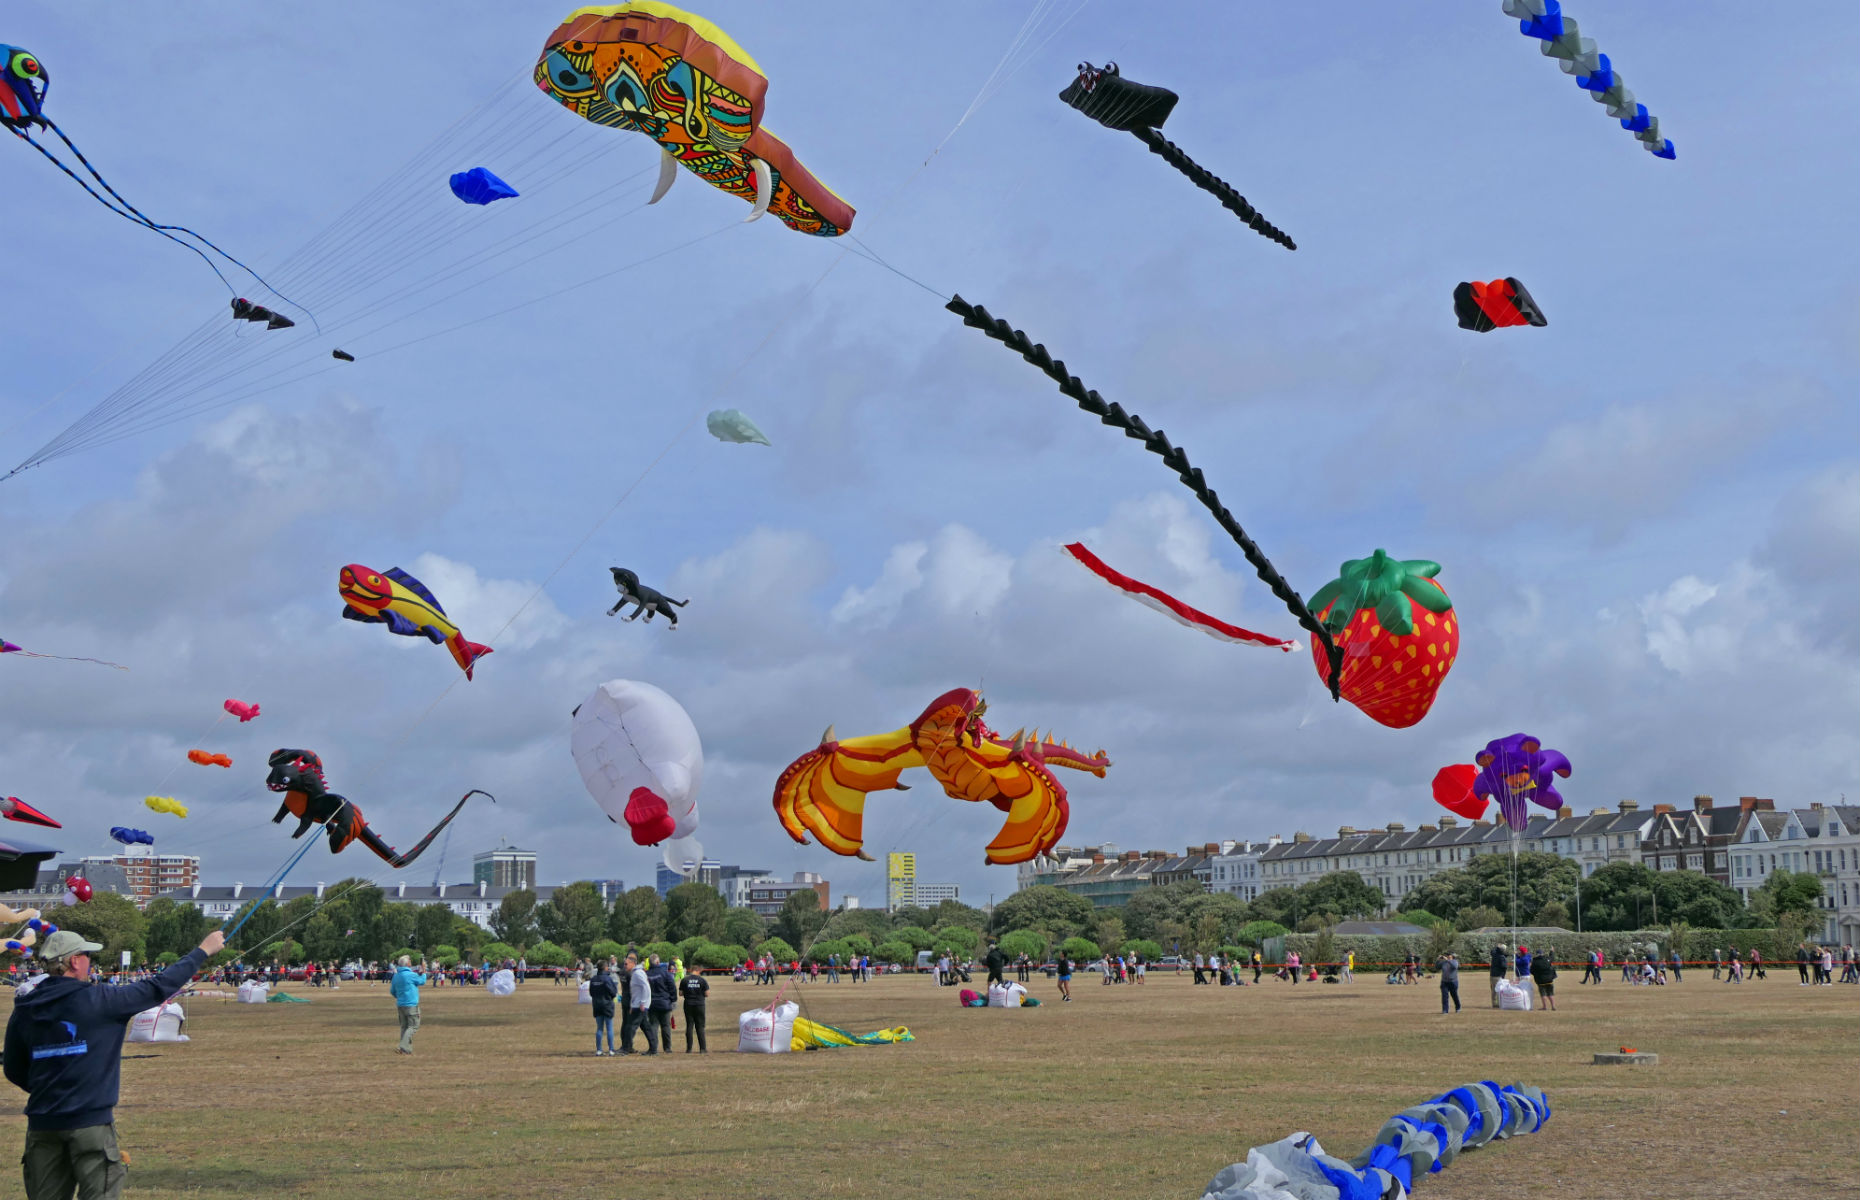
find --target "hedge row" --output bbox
[1281,928,1809,969]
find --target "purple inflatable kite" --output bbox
[1473,734,1572,832]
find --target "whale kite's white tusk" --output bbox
[744,155,772,222]
[649,147,679,205]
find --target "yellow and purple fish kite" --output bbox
[338,564,493,680]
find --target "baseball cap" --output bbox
[39,931,104,961]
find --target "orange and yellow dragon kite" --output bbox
[772,688,1110,866]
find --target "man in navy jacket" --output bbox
[5,927,224,1198]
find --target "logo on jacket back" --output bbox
[31,1021,87,1060]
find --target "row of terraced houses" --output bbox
[1014,795,1860,947]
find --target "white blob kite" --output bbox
[570,679,703,875]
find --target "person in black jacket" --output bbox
[645,955,677,1053]
[1489,944,1508,1008]
[984,942,1006,987]
[588,963,618,1056]
[1530,951,1558,1011]
[5,927,225,1199]
[679,969,709,1053]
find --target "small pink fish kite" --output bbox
[1,636,127,670]
[188,750,233,768]
[1062,543,1299,651]
[223,699,261,722]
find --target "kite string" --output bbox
[220,832,320,939]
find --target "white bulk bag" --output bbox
[1495,979,1532,1011]
[577,979,592,1005]
[737,1001,799,1053]
[127,1001,188,1043]
[236,981,270,1004]
[485,969,516,996]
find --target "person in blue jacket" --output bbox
[391,955,426,1055]
[5,926,225,1200]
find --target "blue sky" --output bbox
[2,3,1855,909]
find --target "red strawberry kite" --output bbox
[1453,277,1547,332]
[1308,551,1457,729]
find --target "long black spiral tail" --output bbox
[945,294,1341,697]
[1131,127,1296,250]
[21,120,317,326]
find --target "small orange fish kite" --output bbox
[188,750,232,768]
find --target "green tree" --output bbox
[757,936,797,963]
[1090,914,1126,957]
[1399,852,1579,927]
[663,882,728,943]
[479,940,519,965]
[989,885,1095,941]
[1177,892,1252,946]
[142,898,211,959]
[227,899,281,958]
[675,935,711,965]
[57,892,146,965]
[1119,880,1207,941]
[773,889,827,948]
[1237,920,1288,947]
[1755,869,1823,921]
[1296,871,1387,921]
[271,939,304,966]
[694,943,747,969]
[1122,938,1165,961]
[591,939,625,963]
[1454,905,1505,932]
[819,907,894,944]
[375,903,418,962]
[806,938,849,966]
[450,916,488,955]
[414,904,456,953]
[491,889,538,946]
[302,912,343,962]
[431,944,461,968]
[539,882,608,953]
[997,929,1047,961]
[607,887,664,945]
[1059,936,1100,961]
[874,939,916,965]
[526,940,573,968]
[1248,887,1302,930]
[719,906,766,949]
[890,925,934,951]
[1191,911,1223,954]
[1534,900,1573,929]
[890,905,934,929]
[930,924,979,959]
[925,898,988,931]
[1575,861,1747,931]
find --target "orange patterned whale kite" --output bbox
[534,3,853,236]
[773,689,1109,866]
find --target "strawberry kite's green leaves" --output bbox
[1309,550,1453,636]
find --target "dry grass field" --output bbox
[4,969,1855,1199]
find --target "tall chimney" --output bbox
[1653,803,1675,814]
[1293,831,1312,843]
[1438,816,1457,828]
[1618,800,1639,813]
[1386,822,1406,833]
[1694,795,1714,812]
[1557,806,1572,819]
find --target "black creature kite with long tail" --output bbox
[265,749,490,869]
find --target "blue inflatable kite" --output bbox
[1501,1,1674,159]
[109,826,154,846]
[449,167,519,205]
[1199,1080,1551,1199]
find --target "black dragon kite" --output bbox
[265,749,490,869]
